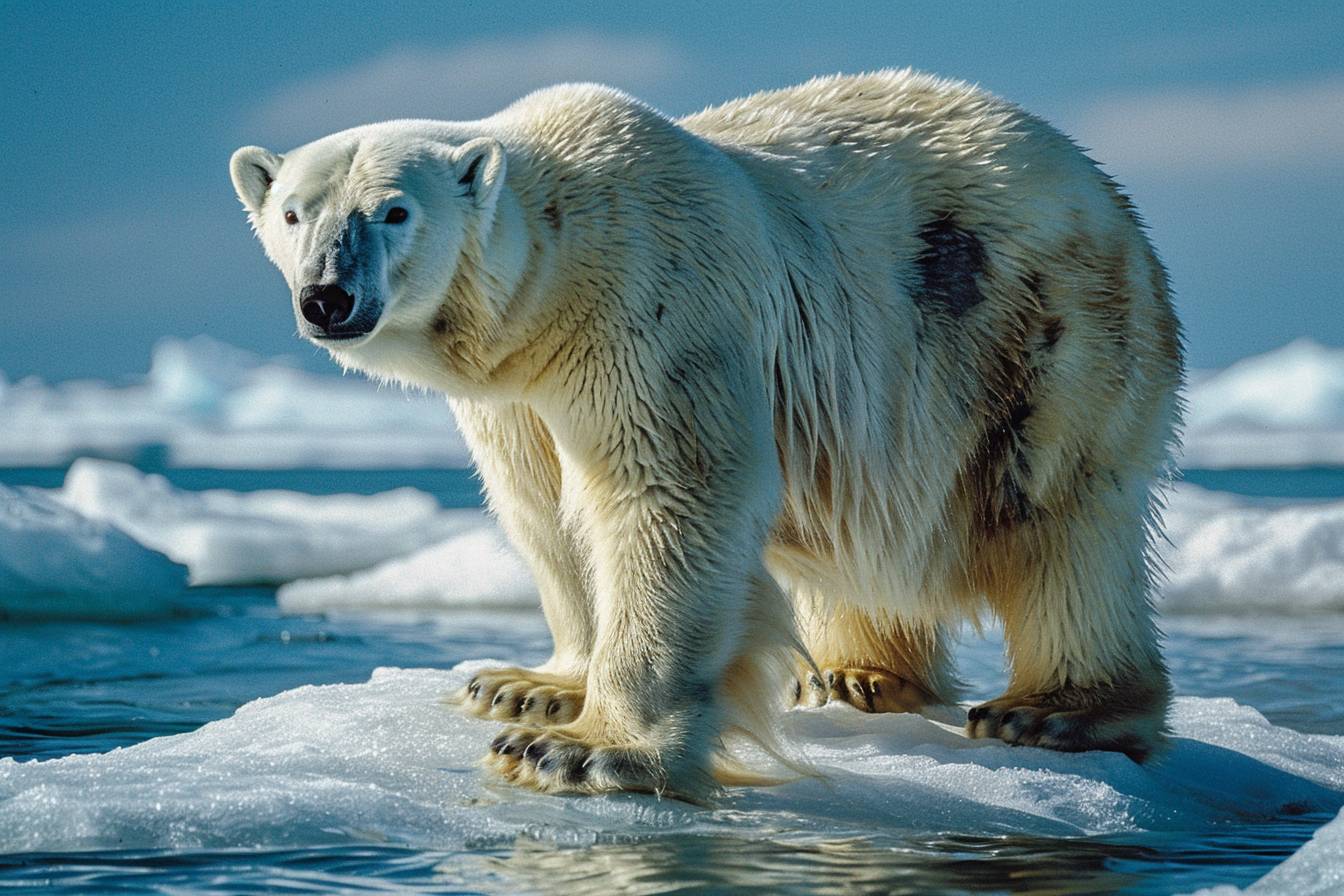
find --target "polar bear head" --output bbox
[230,125,519,384]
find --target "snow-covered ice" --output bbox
[0,662,1339,856]
[51,458,467,586]
[0,483,190,621]
[0,335,470,469]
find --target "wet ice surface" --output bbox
[3,587,1344,894]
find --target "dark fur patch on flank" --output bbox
[913,216,987,316]
[1041,316,1065,351]
[542,201,562,231]
[963,309,1038,534]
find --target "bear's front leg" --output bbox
[449,401,594,726]
[485,348,779,800]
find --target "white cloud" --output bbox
[1073,75,1344,173]
[249,31,697,146]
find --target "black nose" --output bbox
[299,284,355,332]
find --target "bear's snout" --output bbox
[299,284,356,335]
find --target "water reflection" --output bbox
[442,821,1323,895]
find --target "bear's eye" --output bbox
[284,210,299,226]
[384,206,409,224]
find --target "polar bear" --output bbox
[231,70,1182,799]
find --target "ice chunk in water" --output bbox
[54,459,464,586]
[277,522,537,614]
[1162,485,1344,613]
[0,483,189,621]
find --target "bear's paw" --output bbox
[796,667,937,715]
[454,667,584,725]
[966,681,1169,763]
[485,725,676,796]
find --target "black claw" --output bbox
[468,681,481,699]
[807,673,824,692]
[522,739,548,762]
[825,670,837,688]
[968,704,990,723]
[546,700,560,718]
[793,680,803,702]
[490,732,511,754]
[491,690,507,707]
[521,696,535,712]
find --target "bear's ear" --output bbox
[454,137,506,210]
[230,146,283,214]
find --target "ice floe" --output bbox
[1162,484,1344,614]
[276,523,536,614]
[5,336,1344,470]
[50,458,466,586]
[273,481,1344,617]
[0,662,1339,856]
[1183,339,1344,469]
[0,483,190,621]
[0,335,469,469]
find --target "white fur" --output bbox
[233,70,1183,797]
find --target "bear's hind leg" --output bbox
[796,603,960,715]
[970,503,1171,762]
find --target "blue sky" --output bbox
[1,1,1341,380]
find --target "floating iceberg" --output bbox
[272,481,1344,617]
[51,459,467,586]
[0,663,1339,859]
[1162,484,1344,613]
[0,483,190,621]
[277,522,537,614]
[1184,339,1344,469]
[0,335,470,469]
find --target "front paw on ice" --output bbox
[485,725,666,795]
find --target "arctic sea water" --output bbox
[2,464,1343,895]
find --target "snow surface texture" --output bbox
[4,335,1344,470]
[51,459,470,586]
[1183,339,1344,469]
[0,662,1340,860]
[0,483,189,620]
[0,335,470,469]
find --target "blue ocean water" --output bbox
[2,465,1341,894]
